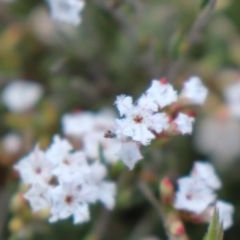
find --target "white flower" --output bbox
[46,136,90,181]
[14,145,53,185]
[83,131,120,163]
[216,201,234,230]
[174,161,234,231]
[116,141,143,170]
[46,135,73,166]
[62,112,95,137]
[224,81,240,119]
[94,109,117,130]
[1,132,22,154]
[181,76,208,105]
[174,113,194,134]
[148,113,169,133]
[116,116,154,146]
[46,0,85,25]
[115,103,169,145]
[174,177,216,214]
[88,162,116,209]
[49,181,92,224]
[194,116,240,166]
[114,95,133,117]
[200,201,234,230]
[137,94,158,112]
[62,110,120,164]
[54,151,88,182]
[146,79,177,108]
[100,138,121,164]
[190,161,222,190]
[96,181,116,209]
[1,80,43,113]
[24,183,52,212]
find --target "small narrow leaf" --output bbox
[203,208,224,240]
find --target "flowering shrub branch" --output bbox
[1,0,237,239]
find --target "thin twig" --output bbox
[128,210,158,240]
[138,180,165,220]
[167,0,218,82]
[187,0,217,45]
[91,208,112,240]
[138,180,177,240]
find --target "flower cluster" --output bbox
[46,0,85,25]
[174,161,234,230]
[14,135,116,224]
[109,76,208,169]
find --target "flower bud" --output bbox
[160,177,174,204]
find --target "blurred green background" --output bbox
[1,0,240,239]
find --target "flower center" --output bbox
[63,159,70,165]
[65,195,73,205]
[186,194,192,200]
[35,167,42,174]
[133,115,143,123]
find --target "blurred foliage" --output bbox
[1,0,240,240]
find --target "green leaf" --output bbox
[203,208,224,240]
[200,0,210,9]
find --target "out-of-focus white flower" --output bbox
[46,135,73,166]
[46,0,85,25]
[49,181,92,224]
[62,112,95,137]
[137,94,158,112]
[224,81,240,119]
[62,110,120,164]
[83,131,120,163]
[200,200,234,230]
[87,162,116,209]
[14,136,117,225]
[215,201,234,230]
[115,95,133,117]
[146,79,177,108]
[181,76,208,105]
[116,141,143,170]
[24,183,52,212]
[174,177,216,214]
[195,115,240,167]
[1,132,22,154]
[101,138,121,164]
[1,80,43,113]
[174,113,194,134]
[190,161,222,190]
[174,161,234,230]
[95,181,116,210]
[46,136,89,181]
[14,145,53,185]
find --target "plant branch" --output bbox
[138,180,177,240]
[187,0,217,45]
[167,0,218,81]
